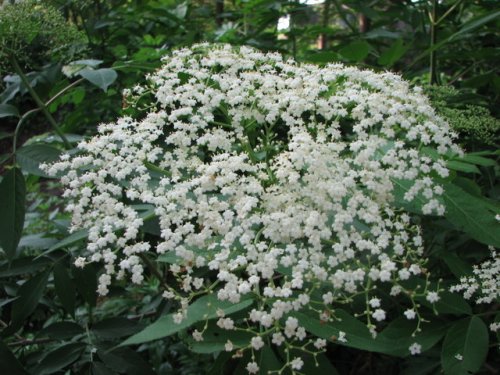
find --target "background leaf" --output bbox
[0,168,26,260]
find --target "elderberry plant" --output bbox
[44,44,466,373]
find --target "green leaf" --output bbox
[97,347,155,375]
[79,68,118,92]
[442,183,500,248]
[0,104,19,118]
[46,229,88,253]
[0,167,26,260]
[38,322,84,340]
[0,257,51,277]
[441,317,488,375]
[411,10,500,66]
[187,324,253,354]
[53,263,76,316]
[73,264,97,307]
[10,271,50,329]
[31,343,86,375]
[377,39,408,67]
[447,160,481,174]
[16,144,61,177]
[455,154,496,167]
[294,309,444,356]
[418,291,472,316]
[92,362,118,375]
[92,318,142,339]
[339,40,371,62]
[306,51,341,64]
[0,340,29,375]
[121,294,253,346]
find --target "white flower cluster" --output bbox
[451,248,499,304]
[45,44,459,370]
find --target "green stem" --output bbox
[11,56,71,149]
[429,0,438,85]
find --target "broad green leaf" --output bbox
[411,10,500,66]
[258,346,282,374]
[0,167,26,260]
[456,154,496,167]
[38,322,84,340]
[307,51,341,64]
[97,347,155,375]
[0,257,51,277]
[121,294,253,346]
[442,253,473,279]
[441,317,488,375]
[0,340,29,375]
[0,103,19,118]
[92,362,118,375]
[442,183,500,248]
[187,324,254,353]
[79,68,118,92]
[339,40,371,62]
[417,291,472,316]
[16,144,61,177]
[10,271,50,329]
[377,39,408,67]
[53,263,76,316]
[18,234,58,250]
[447,160,481,174]
[294,309,444,357]
[46,229,88,253]
[31,343,86,375]
[92,318,142,339]
[73,264,97,307]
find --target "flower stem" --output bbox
[11,56,71,149]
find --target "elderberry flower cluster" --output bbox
[44,44,460,371]
[451,248,499,304]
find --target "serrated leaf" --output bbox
[79,68,118,92]
[16,144,61,177]
[441,317,488,375]
[121,294,253,346]
[0,167,26,260]
[53,263,76,316]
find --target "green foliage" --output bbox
[0,0,87,74]
[0,1,499,374]
[426,85,500,147]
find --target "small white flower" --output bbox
[290,357,304,370]
[192,329,203,342]
[250,336,264,350]
[74,257,86,268]
[455,353,463,361]
[426,291,440,303]
[409,342,422,355]
[225,340,233,352]
[404,309,416,320]
[372,309,386,322]
[338,331,347,343]
[369,298,381,308]
[246,361,259,374]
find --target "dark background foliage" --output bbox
[0,1,498,374]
